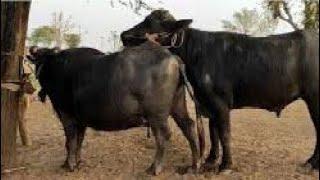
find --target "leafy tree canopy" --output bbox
[64,33,81,48]
[29,25,55,46]
[221,8,278,36]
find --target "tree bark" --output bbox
[1,2,31,170]
[18,94,32,146]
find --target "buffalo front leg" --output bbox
[202,98,232,173]
[304,95,319,170]
[202,118,220,172]
[216,105,232,171]
[146,117,171,175]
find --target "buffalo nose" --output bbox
[120,31,127,40]
[121,34,129,46]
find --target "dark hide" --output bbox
[28,43,201,175]
[120,10,319,171]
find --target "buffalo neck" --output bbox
[169,28,215,115]
[170,28,206,66]
[170,28,192,65]
[169,28,215,84]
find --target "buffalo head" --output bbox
[121,10,192,47]
[26,46,60,102]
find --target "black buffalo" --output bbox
[28,43,202,175]
[121,10,319,172]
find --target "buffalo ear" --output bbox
[27,55,43,66]
[26,55,34,61]
[27,46,39,64]
[52,47,61,53]
[29,46,39,56]
[161,19,193,32]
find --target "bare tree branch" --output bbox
[279,1,300,30]
[268,0,300,30]
[109,0,161,15]
[51,12,75,47]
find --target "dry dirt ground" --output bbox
[2,97,319,180]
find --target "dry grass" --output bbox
[2,98,319,180]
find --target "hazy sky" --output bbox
[28,0,295,51]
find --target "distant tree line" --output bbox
[28,12,81,48]
[30,0,317,48]
[222,0,319,36]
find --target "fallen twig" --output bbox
[1,166,26,174]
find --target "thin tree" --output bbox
[1,1,31,170]
[266,0,319,30]
[109,0,162,15]
[51,11,75,48]
[107,31,122,51]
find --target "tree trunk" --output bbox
[304,0,319,30]
[1,2,31,170]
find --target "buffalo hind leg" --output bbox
[76,125,86,167]
[146,117,171,175]
[60,114,78,171]
[195,105,206,160]
[171,93,201,172]
[304,95,319,170]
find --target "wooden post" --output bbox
[1,2,31,170]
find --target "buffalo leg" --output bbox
[171,89,201,171]
[304,95,319,169]
[203,98,232,172]
[61,114,78,171]
[216,107,232,171]
[195,106,206,160]
[76,125,86,167]
[171,115,201,171]
[146,117,171,175]
[202,118,220,172]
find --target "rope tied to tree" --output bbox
[1,52,36,94]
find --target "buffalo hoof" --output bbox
[307,157,319,170]
[190,161,201,174]
[61,161,68,169]
[298,158,319,174]
[186,165,200,174]
[22,140,32,147]
[219,161,233,172]
[220,169,233,175]
[67,163,76,172]
[200,162,219,174]
[61,160,77,172]
[297,163,314,174]
[77,160,84,168]
[177,165,200,175]
[146,163,163,176]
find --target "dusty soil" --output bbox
[2,97,319,180]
